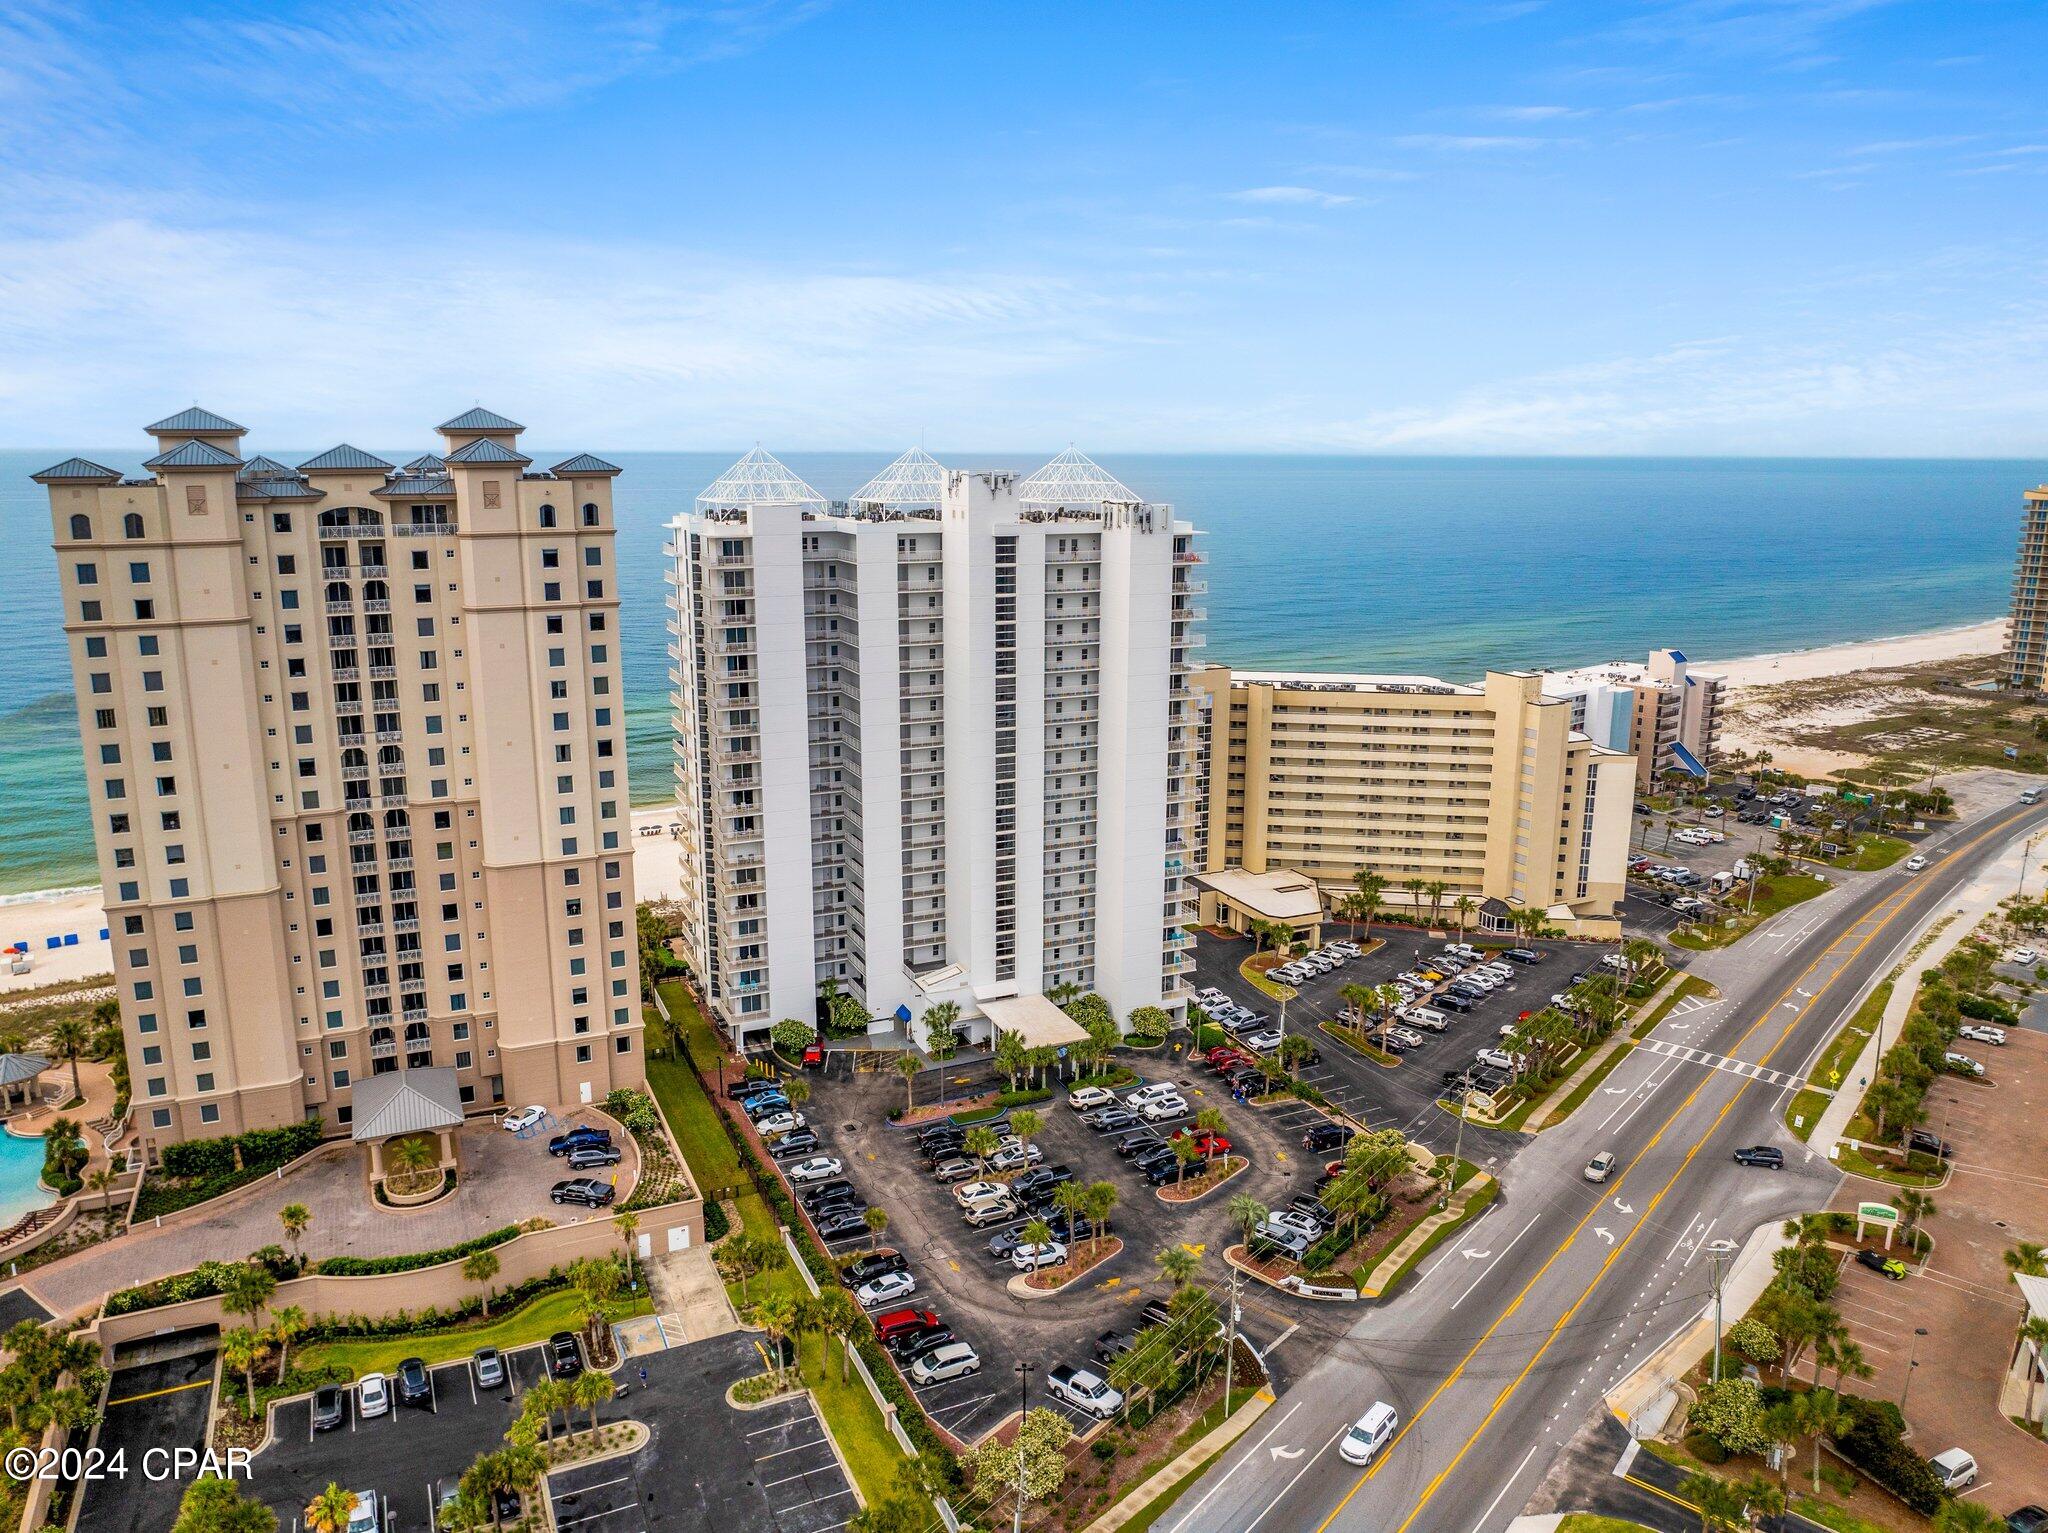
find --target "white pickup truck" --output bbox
[1048,1363,1124,1419]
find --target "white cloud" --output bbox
[1475,104,1588,121]
[1396,133,1579,151]
[1226,186,1358,207]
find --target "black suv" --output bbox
[801,1179,858,1210]
[1906,1128,1953,1159]
[1303,1123,1355,1153]
[1012,1165,1074,1199]
[840,1251,909,1289]
[547,1331,583,1379]
[396,1356,432,1407]
[550,1177,616,1208]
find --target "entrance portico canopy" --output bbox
[350,1066,463,1183]
[977,994,1090,1051]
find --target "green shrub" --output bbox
[159,1119,321,1179]
[315,1224,523,1277]
[1725,1317,1779,1365]
[1685,1432,1728,1465]
[1958,992,2018,1023]
[1689,1378,1771,1459]
[1127,1006,1171,1043]
[703,1199,731,1243]
[770,1018,818,1056]
[993,1088,1052,1110]
[1835,1393,1942,1513]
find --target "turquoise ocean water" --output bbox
[0,449,2031,897]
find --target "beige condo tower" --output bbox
[1193,666,1634,937]
[36,408,644,1153]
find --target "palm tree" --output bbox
[1227,1193,1268,1252]
[1084,1180,1118,1256]
[755,1292,798,1373]
[1053,1180,1088,1243]
[784,1077,811,1115]
[895,1052,920,1112]
[1795,1388,1850,1495]
[1338,983,1374,1036]
[1424,879,1448,929]
[463,1249,502,1316]
[921,1000,962,1061]
[963,1126,1000,1177]
[2021,1315,2048,1425]
[304,1484,358,1533]
[1021,1217,1054,1263]
[863,1206,889,1252]
[386,1133,438,1189]
[1739,1473,1785,1526]
[1336,892,1368,940]
[616,1208,641,1287]
[219,1259,277,1331]
[172,1476,277,1533]
[1452,893,1475,932]
[270,1304,307,1382]
[85,1165,117,1231]
[2008,1242,2048,1282]
[1676,1470,1747,1532]
[813,1287,862,1383]
[572,1368,616,1433]
[1898,1187,1936,1240]
[1155,1245,1200,1289]
[1010,1109,1043,1166]
[278,1202,311,1265]
[1401,876,1425,921]
[1192,1107,1229,1160]
[1372,983,1404,1049]
[1277,1035,1313,1080]
[46,1017,88,1101]
[1935,1503,2009,1533]
[221,1326,267,1416]
[1169,1135,1201,1188]
[1352,872,1385,942]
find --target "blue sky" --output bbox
[2,0,2045,453]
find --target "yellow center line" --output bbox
[1308,807,2027,1533]
[106,1378,212,1406]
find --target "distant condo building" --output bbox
[666,448,1202,1049]
[1541,648,1725,791]
[1192,667,1634,937]
[2003,485,2048,690]
[36,410,644,1151]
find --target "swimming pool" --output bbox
[0,1127,57,1226]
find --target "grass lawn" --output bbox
[1560,1518,1659,1533]
[1317,1020,1400,1066]
[1117,1445,1230,1533]
[1785,979,1888,1140]
[1670,874,1828,951]
[295,1287,654,1380]
[1632,974,1717,1040]
[644,982,922,1510]
[1827,834,1912,871]
[1834,1141,1944,1188]
[1239,953,1298,1002]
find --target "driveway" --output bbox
[1827,1026,2048,1513]
[10,1108,635,1319]
[73,1346,217,1533]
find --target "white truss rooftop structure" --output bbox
[696,447,825,512]
[849,447,948,510]
[1015,446,1143,508]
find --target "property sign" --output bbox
[1856,1201,1901,1249]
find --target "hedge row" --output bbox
[313,1223,525,1277]
[1835,1394,1944,1513]
[160,1120,322,1179]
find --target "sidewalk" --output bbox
[1357,1172,1497,1298]
[1082,1388,1276,1533]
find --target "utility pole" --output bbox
[1708,1253,1724,1384]
[1444,1090,1467,1211]
[1900,1327,1928,1414]
[1013,1360,1035,1533]
[1223,1265,1242,1411]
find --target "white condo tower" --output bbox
[666,448,1204,1047]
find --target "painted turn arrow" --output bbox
[1612,1200,1634,1214]
[1594,1227,1615,1244]
[1271,1444,1305,1462]
[1461,1249,1492,1260]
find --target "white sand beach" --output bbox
[1702,617,2006,689]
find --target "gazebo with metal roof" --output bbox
[0,1055,50,1117]
[350,1067,464,1191]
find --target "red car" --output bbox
[873,1307,940,1342]
[1206,1049,1250,1071]
[1173,1130,1232,1158]
[802,1043,825,1068]
[1204,1045,1241,1064]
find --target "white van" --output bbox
[1339,1401,1399,1465]
[1930,1448,1977,1491]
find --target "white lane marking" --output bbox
[1452,1213,1541,1311]
[1164,1398,1305,1533]
[1468,1443,1543,1532]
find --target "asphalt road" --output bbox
[1163,793,2048,1533]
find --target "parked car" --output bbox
[931,1156,978,1183]
[1339,1401,1400,1466]
[2012,946,2041,965]
[312,1382,347,1431]
[1906,1128,1953,1159]
[2004,1506,2048,1533]
[548,1125,613,1157]
[857,1271,917,1308]
[815,1208,871,1242]
[801,1178,857,1209]
[989,1216,1075,1259]
[1302,1122,1355,1153]
[787,1155,845,1184]
[754,1112,807,1136]
[1240,1029,1284,1052]
[954,1179,1008,1206]
[741,1092,791,1119]
[396,1355,432,1408]
[1930,1448,1978,1491]
[908,1342,982,1385]
[874,1306,940,1344]
[547,1331,583,1379]
[550,1177,616,1208]
[1504,948,1541,964]
[1011,1240,1068,1271]
[1047,1364,1123,1419]
[1013,1165,1075,1198]
[1958,1023,2007,1045]
[768,1129,821,1159]
[1094,1329,1138,1366]
[1068,1085,1116,1112]
[842,1252,909,1288]
[1138,1095,1189,1122]
[1171,1130,1231,1159]
[567,1143,623,1171]
[1114,1131,1158,1158]
[962,1198,1021,1229]
[1732,1145,1784,1169]
[1126,1081,1183,1107]
[1855,1249,1908,1281]
[1085,1107,1139,1135]
[472,1347,506,1389]
[500,1105,547,1133]
[343,1489,381,1533]
[1944,1052,1986,1078]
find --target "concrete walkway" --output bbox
[1358,1172,1496,1299]
[1081,1388,1275,1533]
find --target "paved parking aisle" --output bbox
[74,1348,217,1533]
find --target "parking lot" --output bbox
[772,1062,1310,1445]
[1188,927,1587,1160]
[74,1343,217,1533]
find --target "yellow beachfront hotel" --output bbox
[1191,666,1635,939]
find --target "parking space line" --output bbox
[746,1413,815,1436]
[779,1488,859,1511]
[756,1438,830,1461]
[556,1506,638,1528]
